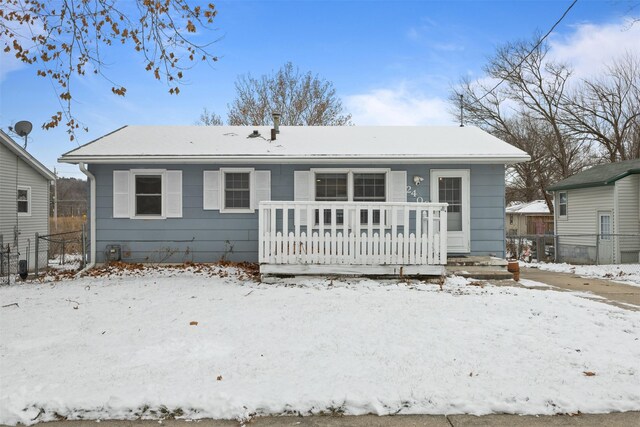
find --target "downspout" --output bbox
[77,162,96,273]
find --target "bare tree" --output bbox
[1,0,218,139]
[561,53,640,161]
[453,37,592,210]
[197,108,224,126]
[227,62,352,126]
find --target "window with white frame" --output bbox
[202,169,270,213]
[224,172,251,210]
[134,174,163,216]
[313,170,387,225]
[558,192,568,217]
[17,186,30,216]
[113,169,182,219]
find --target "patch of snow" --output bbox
[525,262,640,286]
[1,268,639,425]
[517,279,552,288]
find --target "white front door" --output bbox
[597,211,613,264]
[430,169,470,253]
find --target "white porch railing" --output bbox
[258,201,448,267]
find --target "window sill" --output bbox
[131,215,166,220]
[220,208,255,214]
[18,212,31,217]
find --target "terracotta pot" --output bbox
[507,260,520,281]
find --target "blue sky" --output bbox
[1,0,639,177]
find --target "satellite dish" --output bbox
[14,120,33,137]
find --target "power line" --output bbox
[472,0,578,104]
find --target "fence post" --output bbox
[34,232,39,277]
[81,224,86,269]
[536,236,543,262]
[554,234,559,263]
[61,241,65,265]
[595,234,599,265]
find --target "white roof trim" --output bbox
[0,130,56,181]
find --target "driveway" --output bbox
[521,267,640,310]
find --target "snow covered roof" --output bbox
[0,130,56,180]
[59,125,531,164]
[506,200,551,215]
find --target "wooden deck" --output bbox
[258,201,448,276]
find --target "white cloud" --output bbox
[548,20,640,79]
[347,19,640,126]
[345,85,455,126]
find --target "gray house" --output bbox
[59,125,529,275]
[0,130,56,271]
[548,159,640,264]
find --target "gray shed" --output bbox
[0,130,55,271]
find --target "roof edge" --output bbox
[59,125,129,158]
[548,168,640,191]
[0,130,56,181]
[58,154,531,165]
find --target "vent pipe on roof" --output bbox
[272,111,281,134]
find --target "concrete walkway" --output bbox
[520,267,640,310]
[17,412,640,426]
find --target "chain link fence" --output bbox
[0,237,19,285]
[507,233,640,276]
[34,228,86,276]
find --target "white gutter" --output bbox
[59,155,532,164]
[77,162,96,274]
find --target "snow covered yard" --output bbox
[525,262,640,286]
[1,264,639,425]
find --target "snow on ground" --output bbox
[525,262,640,286]
[1,265,639,425]
[47,254,84,271]
[516,278,552,288]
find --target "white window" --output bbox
[599,214,611,240]
[313,169,388,225]
[113,170,182,219]
[224,171,251,210]
[17,186,31,216]
[438,176,463,231]
[203,169,271,213]
[134,174,162,216]
[558,192,567,217]
[294,169,406,226]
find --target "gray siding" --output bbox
[89,163,506,263]
[0,142,50,270]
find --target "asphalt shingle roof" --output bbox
[547,159,640,191]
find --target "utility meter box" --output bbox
[105,245,121,262]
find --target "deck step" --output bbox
[447,266,513,280]
[447,256,508,267]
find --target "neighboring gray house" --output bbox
[0,130,56,271]
[59,125,529,275]
[548,159,640,264]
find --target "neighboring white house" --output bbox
[548,159,640,264]
[505,200,553,236]
[0,130,55,271]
